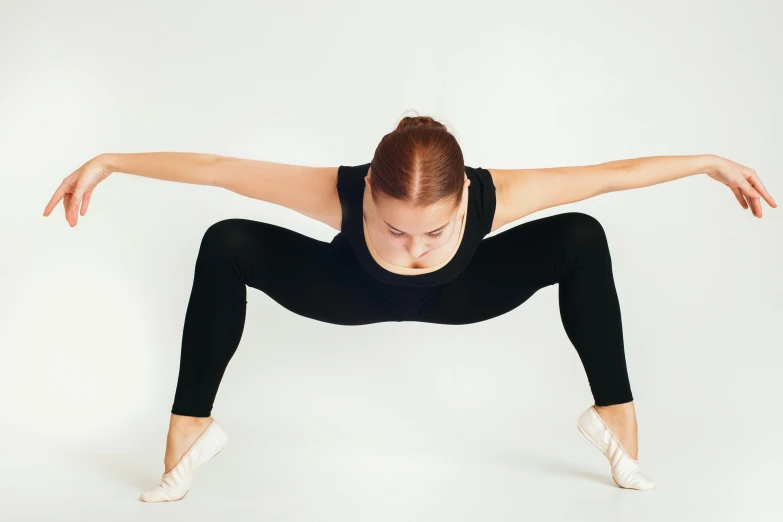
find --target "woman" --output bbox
[43,115,776,501]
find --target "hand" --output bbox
[43,155,112,227]
[707,155,776,218]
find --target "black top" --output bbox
[335,162,497,287]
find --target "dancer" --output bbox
[43,115,776,501]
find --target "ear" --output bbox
[464,172,471,188]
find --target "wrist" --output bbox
[95,153,118,175]
[702,154,723,175]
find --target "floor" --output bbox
[1,397,777,522]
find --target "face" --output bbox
[366,174,470,259]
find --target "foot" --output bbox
[140,416,229,502]
[593,401,638,460]
[164,414,214,474]
[576,403,655,490]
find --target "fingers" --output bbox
[62,194,75,226]
[43,183,68,216]
[739,179,762,218]
[62,191,84,226]
[44,183,90,226]
[70,190,83,214]
[747,171,777,208]
[732,187,748,209]
[751,198,762,218]
[82,190,92,216]
[69,188,86,226]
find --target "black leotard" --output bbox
[334,162,497,287]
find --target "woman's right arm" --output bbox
[44,152,343,230]
[103,152,224,186]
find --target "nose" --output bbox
[409,239,430,258]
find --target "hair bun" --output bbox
[395,115,447,131]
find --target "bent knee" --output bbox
[560,212,608,248]
[199,218,258,257]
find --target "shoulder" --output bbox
[468,166,543,233]
[337,163,370,190]
[484,166,558,230]
[465,166,499,233]
[216,159,343,231]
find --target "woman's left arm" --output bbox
[492,154,776,228]
[602,154,776,218]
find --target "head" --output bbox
[366,114,470,259]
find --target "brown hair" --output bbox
[368,114,464,209]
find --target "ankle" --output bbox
[595,401,635,417]
[595,408,638,432]
[169,414,212,431]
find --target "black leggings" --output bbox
[171,212,634,417]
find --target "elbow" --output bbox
[206,155,227,187]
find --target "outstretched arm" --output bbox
[491,154,776,228]
[44,152,343,229]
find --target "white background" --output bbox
[1,0,781,520]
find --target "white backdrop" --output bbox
[1,0,781,520]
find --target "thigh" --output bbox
[419,212,602,324]
[201,218,394,325]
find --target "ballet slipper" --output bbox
[139,417,228,502]
[576,405,656,490]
